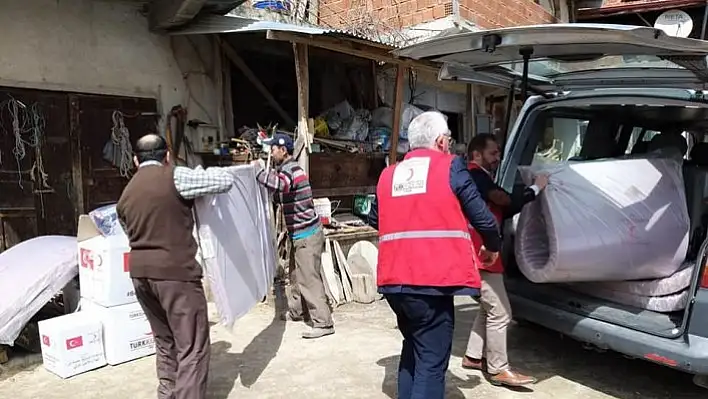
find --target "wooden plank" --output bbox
[293,42,311,173]
[266,30,440,74]
[309,153,386,191]
[389,66,406,166]
[220,38,296,127]
[332,240,354,303]
[321,238,343,306]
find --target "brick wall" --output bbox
[459,0,556,28]
[319,0,556,30]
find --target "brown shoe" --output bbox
[461,356,484,370]
[490,369,537,387]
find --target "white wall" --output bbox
[0,0,221,134]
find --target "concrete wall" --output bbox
[0,0,221,136]
[319,0,560,30]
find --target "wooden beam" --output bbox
[293,42,311,174]
[312,186,376,197]
[222,47,235,138]
[389,66,406,166]
[266,30,439,74]
[220,38,296,127]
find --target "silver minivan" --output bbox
[398,24,708,389]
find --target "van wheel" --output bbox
[694,374,708,390]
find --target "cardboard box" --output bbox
[38,312,106,379]
[77,215,136,307]
[81,299,155,365]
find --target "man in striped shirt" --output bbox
[252,133,334,339]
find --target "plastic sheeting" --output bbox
[582,262,695,297]
[515,156,690,283]
[569,285,690,313]
[0,236,78,345]
[194,165,276,329]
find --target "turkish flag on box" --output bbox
[65,336,84,350]
[77,215,136,307]
[38,312,106,379]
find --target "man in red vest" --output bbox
[368,112,502,399]
[462,133,548,387]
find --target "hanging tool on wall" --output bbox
[165,105,189,166]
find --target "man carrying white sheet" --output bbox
[117,134,236,399]
[252,133,335,339]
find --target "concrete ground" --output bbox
[0,297,705,399]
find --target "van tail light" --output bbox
[702,260,708,289]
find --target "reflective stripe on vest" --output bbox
[380,230,471,242]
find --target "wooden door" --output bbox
[71,94,158,213]
[0,88,74,250]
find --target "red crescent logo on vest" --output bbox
[406,168,415,181]
[42,335,51,347]
[65,336,84,350]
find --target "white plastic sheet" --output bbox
[0,236,78,345]
[582,262,695,297]
[515,156,690,283]
[194,165,276,328]
[569,284,690,313]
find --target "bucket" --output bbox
[353,194,375,217]
[313,198,332,225]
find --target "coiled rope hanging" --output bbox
[0,97,48,190]
[110,110,134,178]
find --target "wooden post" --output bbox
[293,43,311,174]
[389,66,406,166]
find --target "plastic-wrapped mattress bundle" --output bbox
[569,284,690,313]
[514,155,690,283]
[566,261,696,313]
[194,164,276,328]
[0,236,78,345]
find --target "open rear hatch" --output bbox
[395,24,708,92]
[396,24,708,338]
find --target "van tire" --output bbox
[694,374,708,390]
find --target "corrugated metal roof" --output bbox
[168,14,401,47]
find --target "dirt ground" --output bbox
[0,297,705,399]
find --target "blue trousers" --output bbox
[385,294,455,399]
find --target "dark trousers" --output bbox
[133,278,211,399]
[385,294,455,399]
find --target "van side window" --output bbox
[532,118,589,164]
[626,128,691,158]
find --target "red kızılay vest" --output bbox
[468,162,504,274]
[376,148,482,289]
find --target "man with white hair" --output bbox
[368,111,501,399]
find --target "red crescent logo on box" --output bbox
[123,252,130,272]
[65,336,83,350]
[42,335,50,347]
[80,248,93,269]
